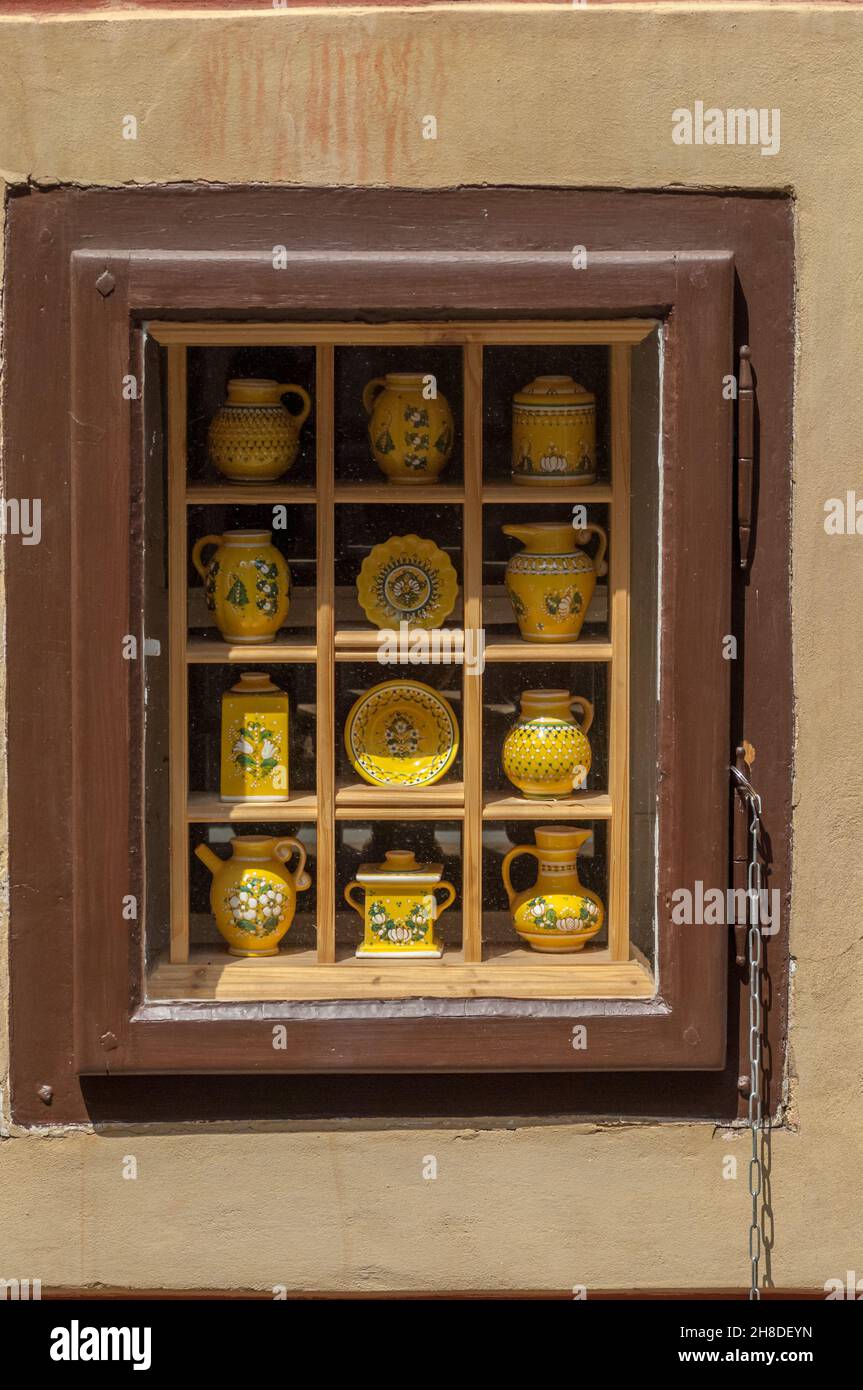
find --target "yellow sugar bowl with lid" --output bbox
[502,826,604,953]
[345,849,457,958]
[363,373,454,483]
[502,689,593,799]
[208,378,311,483]
[512,375,596,484]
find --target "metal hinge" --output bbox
[737,345,754,571]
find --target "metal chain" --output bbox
[731,764,764,1301]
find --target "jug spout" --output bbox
[194,843,224,878]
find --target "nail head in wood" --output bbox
[37,1084,53,1104]
[95,270,116,298]
[99,1031,119,1050]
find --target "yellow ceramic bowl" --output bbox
[344,679,459,787]
[356,534,458,630]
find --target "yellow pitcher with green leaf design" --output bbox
[502,826,604,953]
[192,529,291,644]
[363,373,454,483]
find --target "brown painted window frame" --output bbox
[5,187,792,1126]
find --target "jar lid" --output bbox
[513,375,595,407]
[229,672,284,694]
[356,848,443,884]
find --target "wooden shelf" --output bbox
[334,626,465,657]
[484,635,613,662]
[483,482,613,504]
[483,791,612,820]
[334,482,465,504]
[148,942,655,1002]
[187,791,318,822]
[336,780,464,816]
[149,319,657,348]
[187,483,317,504]
[187,635,317,663]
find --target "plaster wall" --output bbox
[0,4,860,1292]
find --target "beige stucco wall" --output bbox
[0,4,860,1293]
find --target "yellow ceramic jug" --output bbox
[192,529,291,644]
[195,834,311,956]
[344,848,456,958]
[502,690,594,799]
[512,375,596,484]
[220,672,289,802]
[502,825,604,953]
[502,520,607,642]
[363,373,454,483]
[208,378,311,483]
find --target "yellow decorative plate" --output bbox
[356,534,458,630]
[344,680,460,787]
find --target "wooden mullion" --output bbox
[315,346,336,964]
[167,346,190,964]
[462,344,484,964]
[608,345,632,961]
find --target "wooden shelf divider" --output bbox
[608,344,632,962]
[462,342,484,964]
[167,346,190,964]
[186,483,316,505]
[315,345,337,964]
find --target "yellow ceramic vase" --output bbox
[192,529,291,644]
[502,520,607,642]
[208,378,311,483]
[502,826,604,953]
[512,375,596,484]
[220,672,289,802]
[194,835,311,957]
[345,849,456,958]
[502,689,594,799]
[363,373,454,483]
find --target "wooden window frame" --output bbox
[5,188,792,1126]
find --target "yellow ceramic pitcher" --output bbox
[208,378,311,483]
[195,835,311,956]
[192,529,291,644]
[502,826,604,953]
[502,520,607,642]
[502,689,593,799]
[363,373,454,483]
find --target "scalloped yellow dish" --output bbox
[344,680,460,788]
[356,533,458,631]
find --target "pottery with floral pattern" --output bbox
[502,826,604,953]
[192,529,291,644]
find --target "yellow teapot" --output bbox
[208,378,311,483]
[195,834,311,956]
[363,373,454,483]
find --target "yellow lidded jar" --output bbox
[344,849,457,958]
[220,672,289,802]
[512,375,596,484]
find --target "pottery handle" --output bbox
[278,384,311,428]
[344,881,364,918]
[274,837,311,891]
[362,377,387,417]
[570,695,594,735]
[574,523,608,578]
[432,881,457,921]
[501,846,541,907]
[191,534,222,583]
